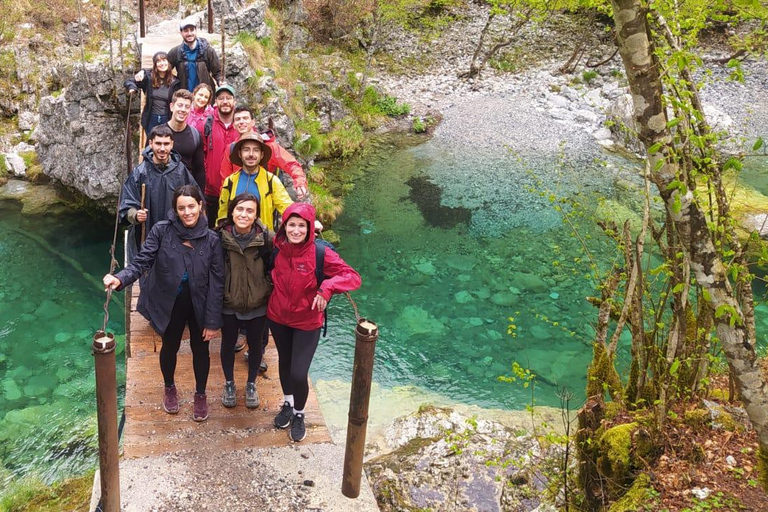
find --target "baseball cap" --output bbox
[215,84,236,98]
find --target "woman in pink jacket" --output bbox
[267,203,361,442]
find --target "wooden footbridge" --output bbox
[122,283,331,458]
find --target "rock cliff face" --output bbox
[36,63,127,201]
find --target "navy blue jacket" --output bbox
[115,212,224,335]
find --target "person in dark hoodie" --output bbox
[267,203,361,442]
[167,21,223,92]
[124,51,181,140]
[104,185,224,422]
[118,125,199,261]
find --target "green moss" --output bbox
[683,408,710,428]
[0,471,94,511]
[758,444,768,491]
[607,473,654,512]
[604,400,624,421]
[598,422,638,488]
[586,342,623,401]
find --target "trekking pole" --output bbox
[140,183,146,243]
[341,318,378,498]
[92,331,121,511]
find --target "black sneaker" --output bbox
[290,413,306,442]
[274,401,293,429]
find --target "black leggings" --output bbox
[221,314,267,383]
[268,320,321,411]
[159,285,209,394]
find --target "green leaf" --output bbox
[754,138,764,151]
[672,283,685,294]
[669,359,680,376]
[666,118,681,128]
[702,289,712,302]
[648,142,663,155]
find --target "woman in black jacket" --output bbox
[124,51,181,140]
[216,193,273,410]
[103,185,224,422]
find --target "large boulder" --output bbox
[366,407,562,512]
[36,63,125,201]
[209,0,270,37]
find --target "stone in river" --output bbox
[34,299,66,319]
[414,260,437,276]
[3,379,22,401]
[491,292,517,307]
[23,374,58,397]
[454,290,473,304]
[511,272,548,293]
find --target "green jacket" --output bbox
[220,225,273,313]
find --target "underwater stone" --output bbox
[2,379,22,401]
[454,291,473,304]
[486,330,503,341]
[54,332,72,343]
[511,272,548,293]
[405,273,431,286]
[55,367,74,382]
[34,299,66,319]
[395,306,446,335]
[414,260,437,276]
[23,374,58,397]
[475,287,491,300]
[549,292,559,300]
[442,254,478,272]
[467,317,483,327]
[530,324,550,341]
[491,292,517,307]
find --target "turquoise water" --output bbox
[312,136,643,409]
[0,199,125,488]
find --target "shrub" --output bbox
[413,117,426,133]
[582,70,599,83]
[375,94,410,117]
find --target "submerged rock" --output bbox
[395,306,447,336]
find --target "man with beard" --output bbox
[119,125,198,260]
[167,21,223,92]
[202,84,239,227]
[166,89,205,191]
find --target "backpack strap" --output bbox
[204,115,214,151]
[190,124,201,148]
[314,240,328,337]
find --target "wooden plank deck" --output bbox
[123,283,331,459]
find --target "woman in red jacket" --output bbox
[267,203,361,442]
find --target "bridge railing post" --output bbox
[208,0,214,33]
[93,331,121,511]
[138,0,145,37]
[341,319,378,498]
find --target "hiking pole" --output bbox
[341,318,378,498]
[92,331,120,511]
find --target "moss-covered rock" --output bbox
[597,422,637,494]
[607,473,654,512]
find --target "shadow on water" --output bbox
[406,176,472,229]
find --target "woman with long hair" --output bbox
[124,51,181,140]
[267,203,361,442]
[216,193,273,409]
[187,83,214,134]
[103,185,223,422]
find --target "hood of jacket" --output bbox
[141,146,183,174]
[220,223,267,252]
[167,205,209,240]
[275,203,316,251]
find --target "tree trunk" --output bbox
[609,0,768,488]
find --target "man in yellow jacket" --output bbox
[217,132,293,230]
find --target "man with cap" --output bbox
[168,21,223,92]
[219,108,309,202]
[202,84,240,227]
[217,132,293,230]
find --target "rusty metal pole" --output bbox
[93,331,121,511]
[138,0,145,38]
[208,0,214,34]
[341,319,378,498]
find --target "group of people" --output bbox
[104,21,361,443]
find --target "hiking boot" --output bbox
[163,385,179,414]
[274,401,293,429]
[234,334,247,352]
[245,382,260,409]
[221,381,236,408]
[193,393,208,422]
[290,413,306,442]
